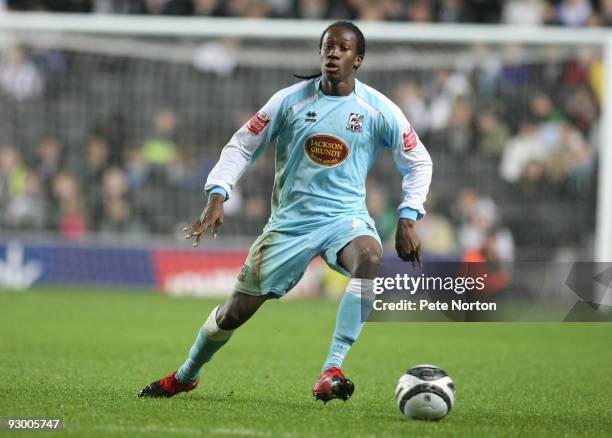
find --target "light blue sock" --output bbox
[176,306,233,383]
[323,279,372,372]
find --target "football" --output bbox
[395,364,456,420]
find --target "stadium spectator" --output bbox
[357,0,403,21]
[556,0,594,26]
[564,86,599,134]
[454,187,514,261]
[499,44,531,92]
[436,0,466,23]
[141,109,178,183]
[193,0,222,16]
[32,136,64,223]
[99,166,144,234]
[476,110,510,157]
[0,0,606,27]
[266,0,292,17]
[81,137,110,229]
[396,81,431,135]
[193,39,237,75]
[93,0,146,14]
[427,70,472,135]
[0,145,28,223]
[94,113,128,167]
[529,93,564,150]
[599,0,612,25]
[463,0,502,23]
[444,95,474,154]
[499,120,547,183]
[415,195,457,257]
[365,179,397,245]
[5,170,46,230]
[519,159,549,196]
[502,0,548,26]
[406,0,433,22]
[463,43,502,102]
[544,122,591,185]
[0,45,43,102]
[462,228,512,295]
[124,147,149,190]
[219,0,269,18]
[51,171,87,240]
[142,0,193,15]
[33,137,63,186]
[294,0,328,19]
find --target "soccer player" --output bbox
[139,21,432,402]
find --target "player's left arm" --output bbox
[379,107,433,265]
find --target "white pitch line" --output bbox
[94,424,297,437]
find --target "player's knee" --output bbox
[216,306,242,330]
[352,247,381,277]
[216,293,264,330]
[357,247,381,266]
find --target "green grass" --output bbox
[1,288,612,437]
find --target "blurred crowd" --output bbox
[2,0,612,27]
[0,6,600,259]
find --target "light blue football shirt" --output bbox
[206,78,432,234]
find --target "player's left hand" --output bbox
[395,218,422,267]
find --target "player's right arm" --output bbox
[185,87,290,247]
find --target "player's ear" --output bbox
[353,55,363,70]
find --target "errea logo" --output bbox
[305,111,317,122]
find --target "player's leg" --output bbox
[322,235,381,371]
[139,230,312,398]
[175,292,268,382]
[314,222,382,402]
[138,291,268,398]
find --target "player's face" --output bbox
[319,27,362,83]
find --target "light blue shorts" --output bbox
[234,215,381,297]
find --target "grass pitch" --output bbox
[1,289,612,437]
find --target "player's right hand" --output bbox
[184,193,225,247]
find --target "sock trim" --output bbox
[346,278,373,297]
[203,305,234,341]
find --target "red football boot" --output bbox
[312,367,355,403]
[138,372,198,398]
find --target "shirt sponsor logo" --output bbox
[246,111,271,135]
[304,134,349,167]
[346,113,365,132]
[402,127,418,152]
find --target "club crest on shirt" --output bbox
[304,134,349,167]
[246,111,271,135]
[346,113,365,132]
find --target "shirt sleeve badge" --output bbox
[402,127,418,152]
[246,111,271,135]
